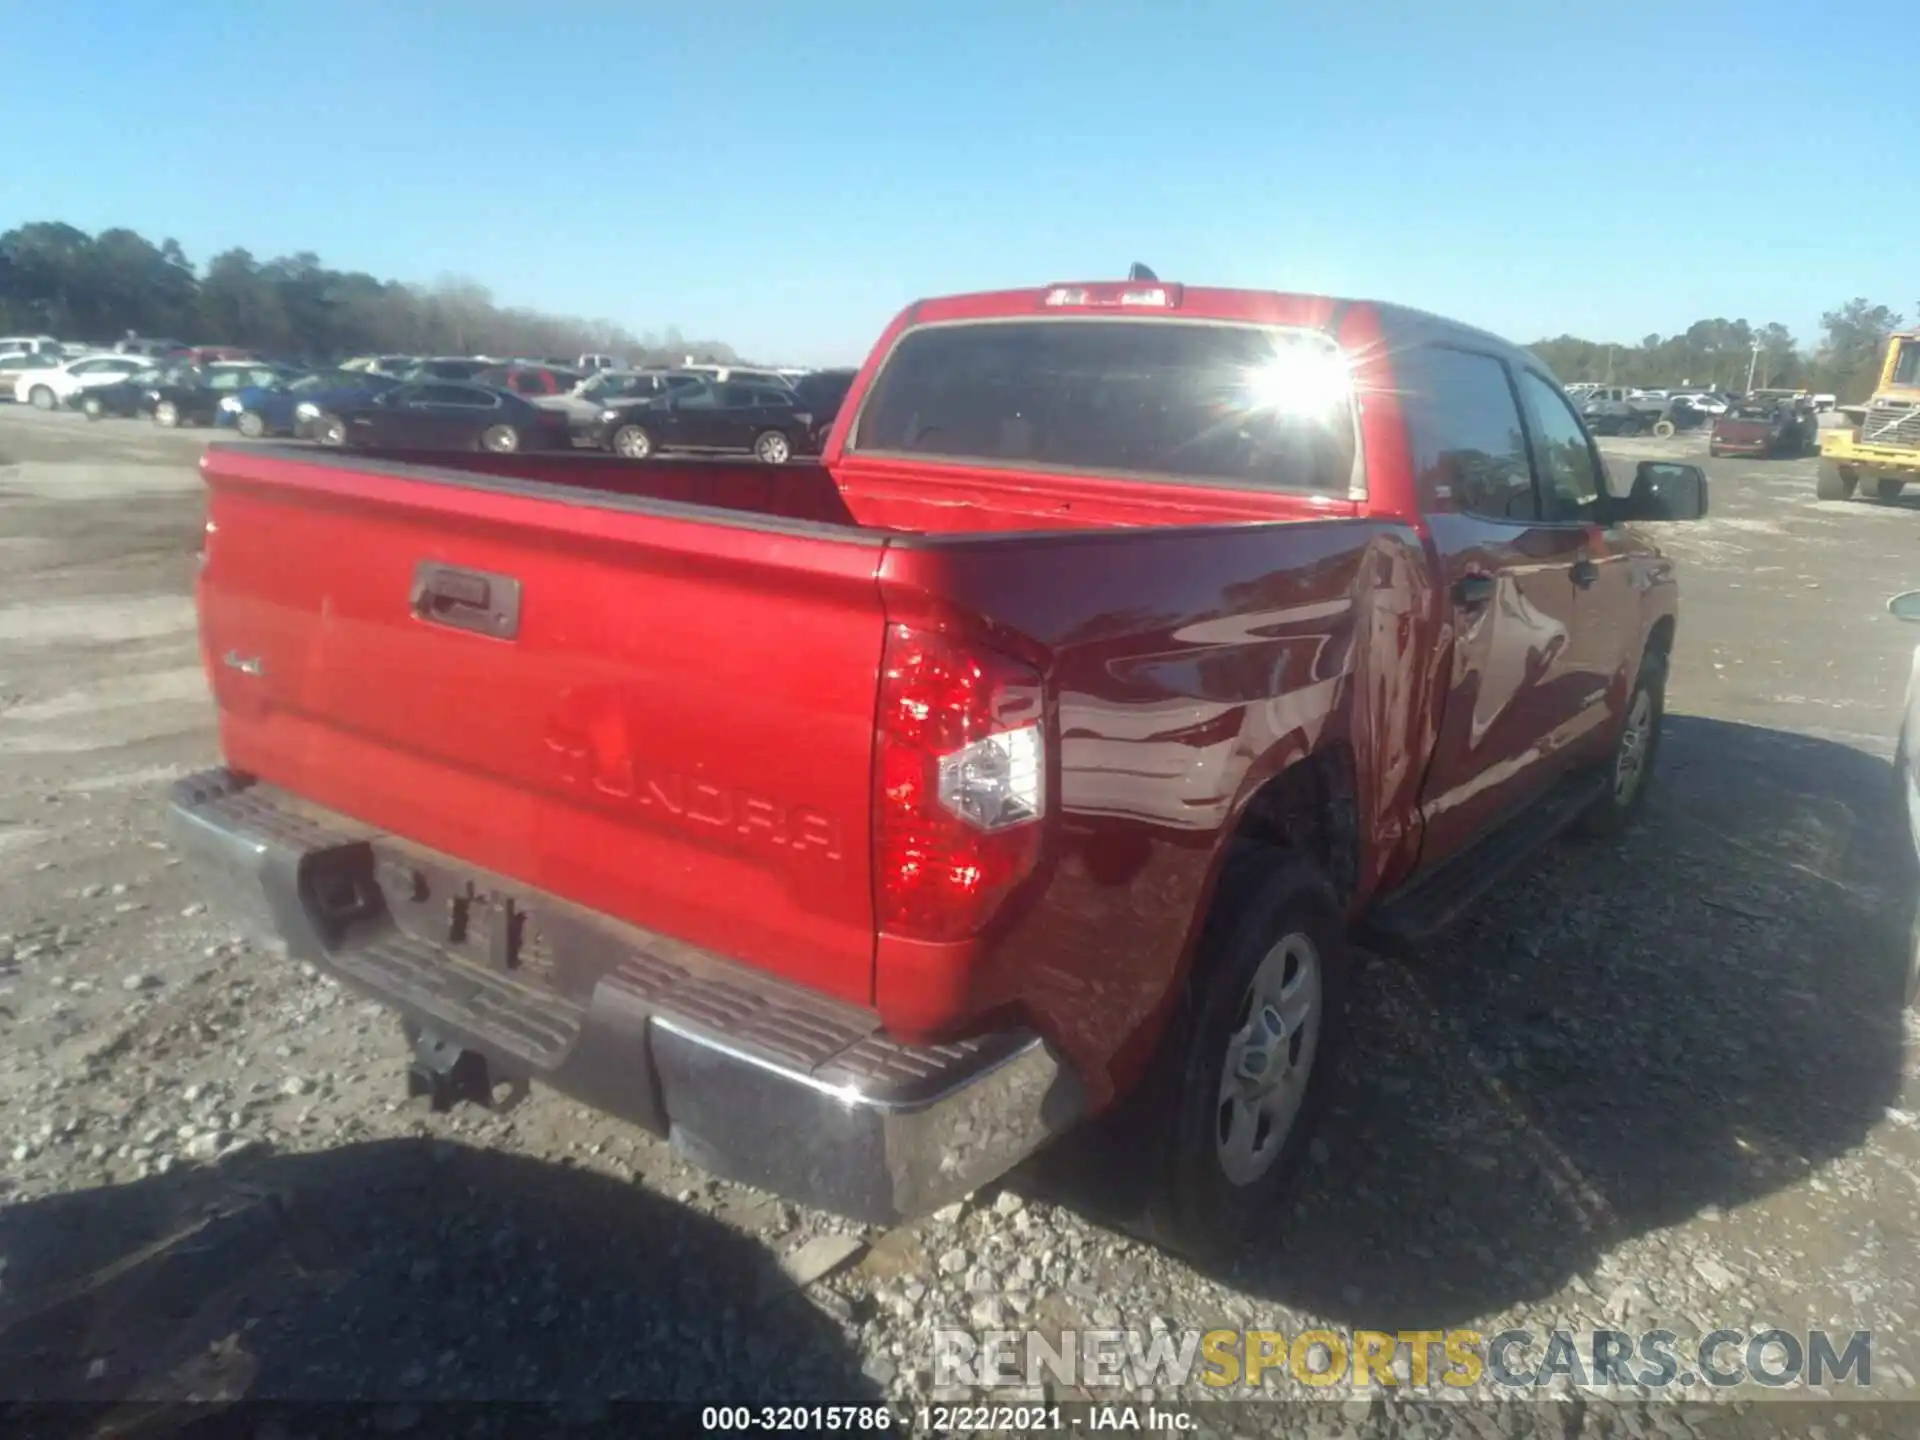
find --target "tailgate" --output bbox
[196,448,889,1005]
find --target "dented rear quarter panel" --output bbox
[876,516,1438,1104]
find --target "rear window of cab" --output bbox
[849,318,1358,494]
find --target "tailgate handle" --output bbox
[409,562,522,639]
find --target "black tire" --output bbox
[1708,446,1723,459]
[610,424,652,460]
[1878,478,1906,502]
[1575,649,1667,839]
[236,410,267,439]
[315,415,348,448]
[1652,419,1676,439]
[28,385,56,411]
[752,429,792,464]
[479,424,519,454]
[1136,848,1348,1263]
[1816,460,1857,501]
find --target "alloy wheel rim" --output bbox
[1216,933,1322,1186]
[1614,688,1654,803]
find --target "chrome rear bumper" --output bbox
[165,768,1083,1222]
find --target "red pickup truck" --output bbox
[169,278,1707,1257]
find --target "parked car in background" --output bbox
[675,363,796,390]
[531,369,706,438]
[0,350,64,396]
[473,363,583,398]
[591,377,816,462]
[80,366,168,420]
[184,346,259,365]
[225,369,400,439]
[1710,400,1816,458]
[577,353,617,372]
[1669,390,1730,416]
[320,380,573,453]
[1812,392,1839,413]
[786,367,859,449]
[0,334,62,357]
[1885,586,1920,1004]
[398,357,495,383]
[12,352,155,409]
[1580,386,1666,435]
[339,354,415,375]
[150,362,304,429]
[114,336,188,359]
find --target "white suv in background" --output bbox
[12,353,156,409]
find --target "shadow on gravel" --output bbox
[0,1138,876,1408]
[1036,714,1913,1329]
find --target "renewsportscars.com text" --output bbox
[934,1326,1874,1393]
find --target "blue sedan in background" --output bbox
[224,369,401,438]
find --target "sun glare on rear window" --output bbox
[849,319,1358,494]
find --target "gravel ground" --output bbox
[3,408,1919,1437]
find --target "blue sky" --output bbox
[3,0,1907,366]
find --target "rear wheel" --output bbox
[611,424,652,459]
[1576,649,1666,838]
[153,400,179,428]
[1816,460,1858,501]
[1878,478,1907,501]
[479,424,519,454]
[235,410,267,439]
[1652,419,1676,439]
[82,396,104,421]
[753,429,792,464]
[28,385,55,411]
[315,415,348,448]
[1136,850,1347,1263]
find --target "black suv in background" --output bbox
[591,377,820,463]
[787,367,859,451]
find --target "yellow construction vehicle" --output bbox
[1820,331,1920,500]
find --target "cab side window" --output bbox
[1517,371,1606,523]
[1400,346,1535,522]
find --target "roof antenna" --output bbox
[1127,262,1158,282]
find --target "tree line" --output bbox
[1527,299,1911,402]
[6,219,1907,396]
[0,221,742,367]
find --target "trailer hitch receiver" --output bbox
[406,1026,494,1112]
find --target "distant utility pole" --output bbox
[1745,341,1762,393]
[1605,346,1614,383]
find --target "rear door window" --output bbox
[1399,346,1536,522]
[851,319,1358,493]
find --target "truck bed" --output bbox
[195,443,1400,1039]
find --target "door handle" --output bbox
[1452,574,1496,607]
[1571,558,1600,589]
[409,562,522,639]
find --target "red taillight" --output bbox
[874,625,1046,943]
